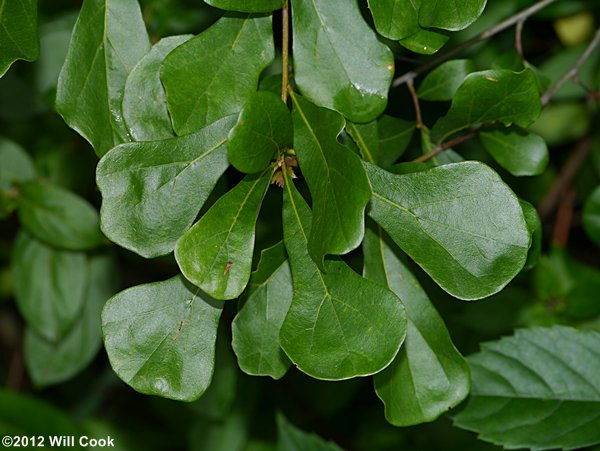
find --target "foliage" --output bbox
[1,0,600,450]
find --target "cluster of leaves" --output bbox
[2,0,600,450]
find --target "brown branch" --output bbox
[392,0,559,88]
[552,187,576,248]
[406,80,423,129]
[413,129,478,163]
[281,0,290,103]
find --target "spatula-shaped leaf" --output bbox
[363,225,470,426]
[102,275,223,401]
[232,242,293,379]
[17,181,104,251]
[399,27,449,55]
[432,69,541,143]
[175,168,272,300]
[204,0,284,13]
[365,162,530,300]
[0,0,39,77]
[290,94,371,269]
[96,115,236,258]
[161,14,274,135]
[453,326,600,450]
[367,0,420,41]
[418,59,475,101]
[291,0,394,122]
[13,232,87,342]
[418,0,487,31]
[56,0,151,156]
[279,178,406,380]
[228,91,292,174]
[122,35,193,142]
[0,137,36,184]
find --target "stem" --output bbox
[407,80,423,129]
[541,26,600,106]
[392,0,559,88]
[515,19,526,61]
[552,187,576,248]
[413,130,478,163]
[281,0,290,103]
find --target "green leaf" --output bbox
[175,169,272,300]
[204,0,284,13]
[431,69,542,144]
[0,137,36,184]
[418,0,487,31]
[417,60,475,101]
[96,115,236,258]
[232,242,293,379]
[13,232,87,342]
[17,181,104,251]
[25,253,120,387]
[583,186,600,248]
[290,94,371,269]
[0,0,39,77]
[228,91,292,174]
[161,14,274,135]
[453,326,600,450]
[480,127,549,176]
[399,28,449,55]
[365,161,530,300]
[520,199,541,271]
[291,0,394,122]
[279,179,406,380]
[363,225,470,426]
[102,275,223,401]
[122,35,193,142]
[276,413,343,451]
[368,0,420,41]
[55,0,151,156]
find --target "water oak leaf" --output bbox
[102,275,222,402]
[204,0,284,13]
[365,162,529,300]
[232,242,293,379]
[13,232,87,342]
[432,69,542,143]
[161,14,274,135]
[418,59,475,101]
[175,169,272,300]
[277,413,344,451]
[0,0,39,77]
[290,94,371,269]
[363,226,469,426]
[0,137,36,185]
[291,0,394,122]
[122,35,193,142]
[418,0,487,31]
[583,186,600,248]
[454,326,600,450]
[399,28,449,55]
[96,115,236,258]
[55,0,151,156]
[228,91,292,174]
[17,181,104,251]
[368,0,420,41]
[279,179,406,380]
[520,200,542,271]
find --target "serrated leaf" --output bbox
[583,186,600,247]
[363,225,470,426]
[520,199,541,271]
[96,115,236,258]
[418,0,487,31]
[232,242,293,379]
[290,94,371,269]
[161,14,274,136]
[25,253,119,387]
[418,59,475,101]
[0,0,39,77]
[17,181,104,251]
[122,35,193,142]
[399,28,449,55]
[204,0,284,13]
[176,168,272,300]
[432,69,542,143]
[291,0,394,122]
[276,413,343,451]
[102,275,223,402]
[13,232,87,342]
[228,91,292,174]
[279,179,406,380]
[453,326,600,450]
[55,0,151,156]
[365,161,530,300]
[480,127,549,176]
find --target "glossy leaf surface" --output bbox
[232,242,293,379]
[418,59,475,101]
[176,169,272,300]
[0,0,39,77]
[454,326,600,450]
[279,180,406,380]
[364,226,470,426]
[55,0,151,156]
[161,14,273,135]
[292,0,394,122]
[204,0,284,13]
[520,199,541,271]
[419,0,487,31]
[399,28,449,55]
[96,115,236,258]
[102,275,222,401]
[365,162,529,300]
[291,94,371,269]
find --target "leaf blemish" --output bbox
[224,260,233,276]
